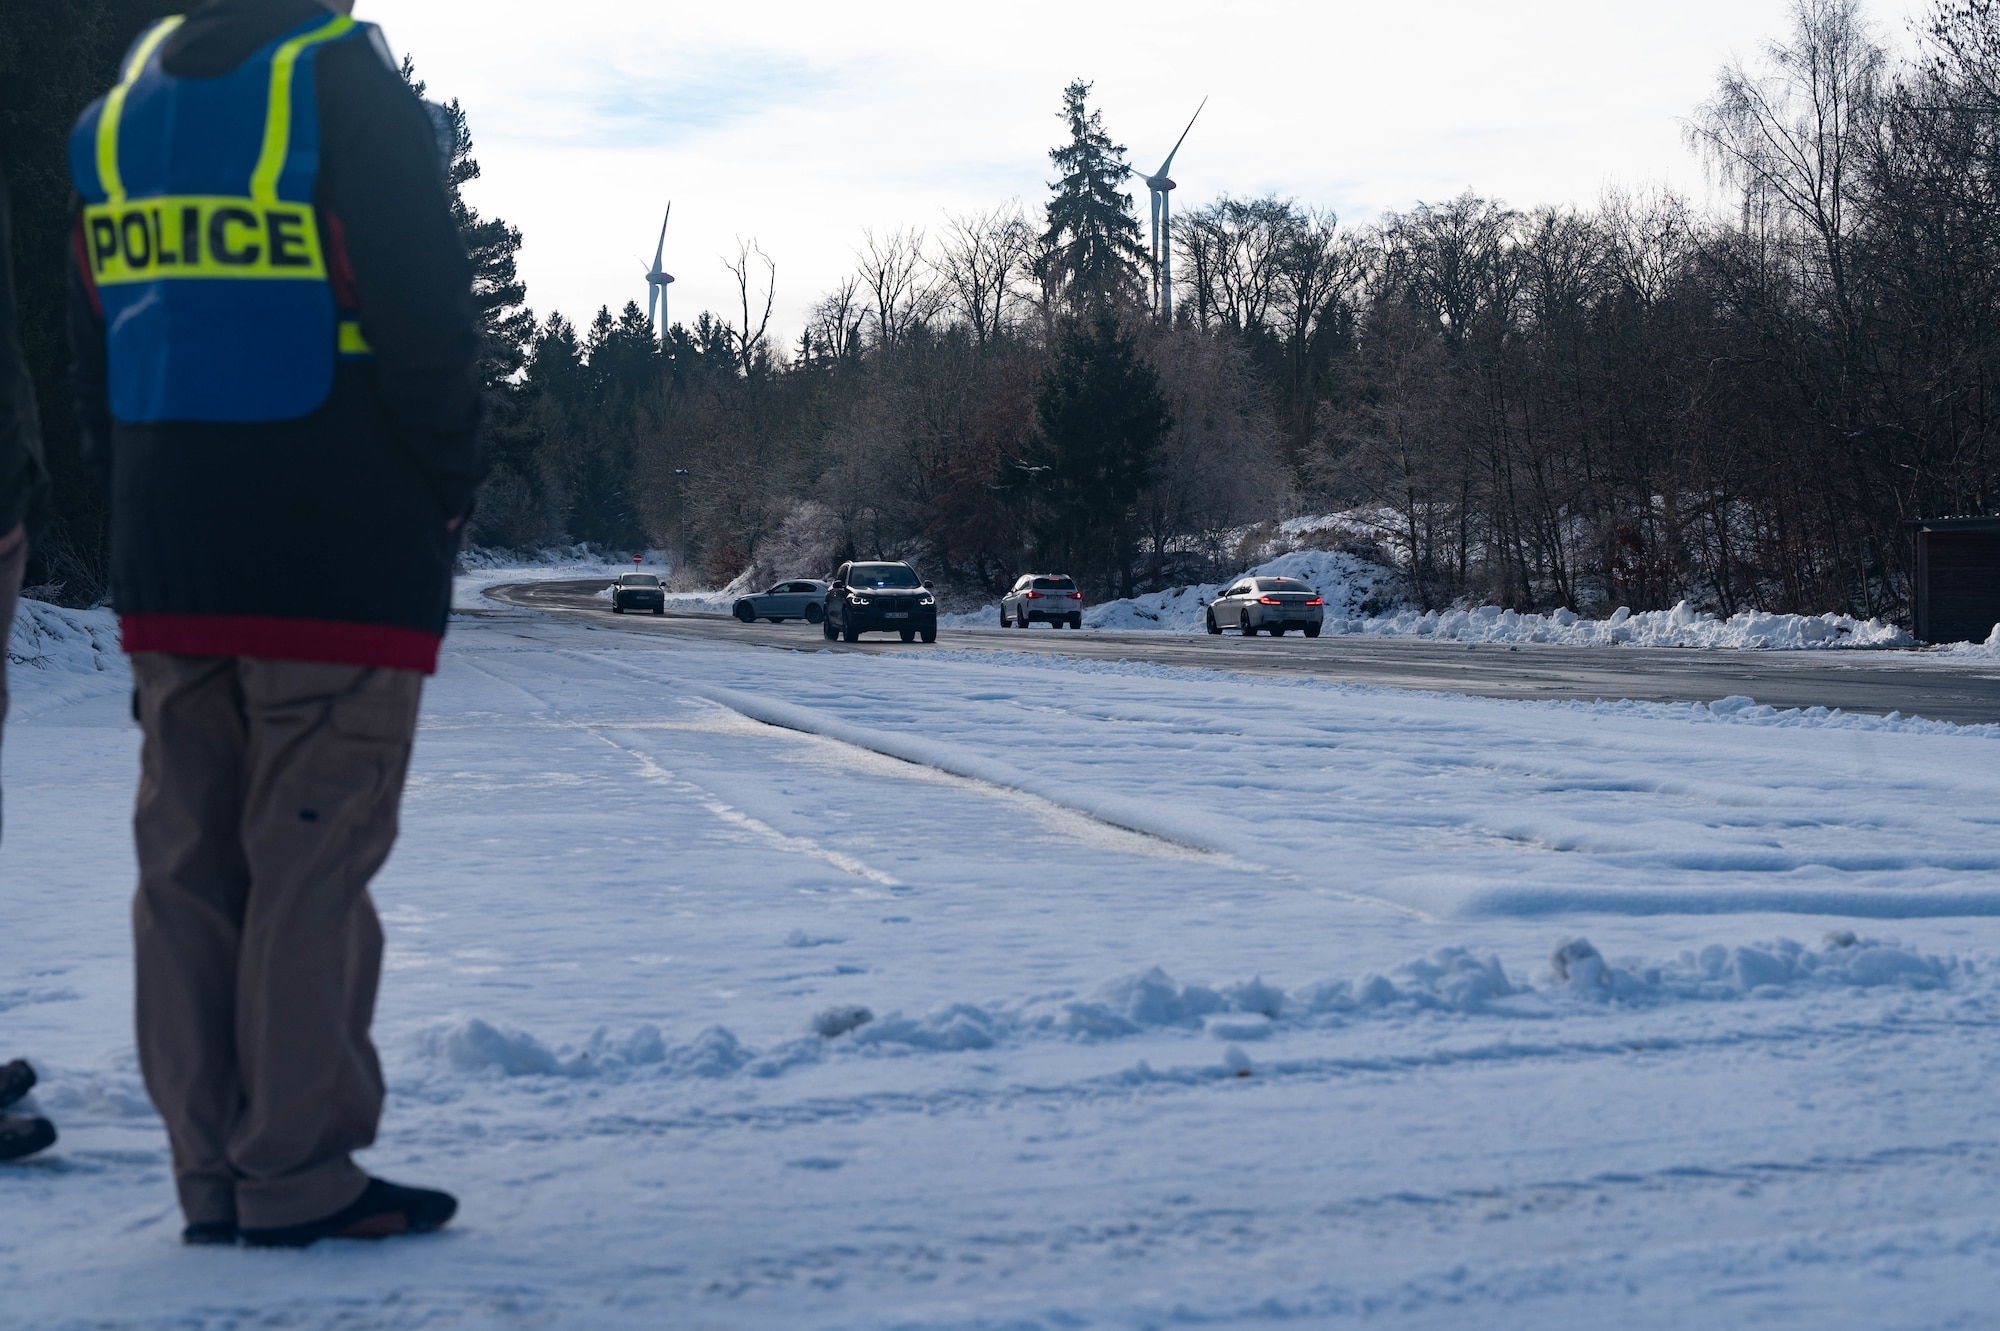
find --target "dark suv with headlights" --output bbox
[823,561,939,642]
[610,571,666,614]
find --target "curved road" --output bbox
[480,580,2000,724]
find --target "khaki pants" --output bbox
[130,653,422,1229]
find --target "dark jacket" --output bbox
[69,0,483,672]
[1,170,49,541]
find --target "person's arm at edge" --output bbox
[318,33,484,525]
[0,169,50,546]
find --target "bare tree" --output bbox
[938,204,1034,344]
[1689,0,1884,329]
[806,274,864,362]
[724,237,776,376]
[1272,207,1352,462]
[1176,197,1295,335]
[856,227,942,350]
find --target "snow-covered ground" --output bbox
[7,610,2000,1327]
[942,549,1927,649]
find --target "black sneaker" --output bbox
[240,1177,456,1248]
[0,1059,34,1110]
[182,1219,239,1246]
[0,1112,56,1162]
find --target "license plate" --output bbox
[885,612,909,619]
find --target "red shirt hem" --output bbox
[120,613,441,674]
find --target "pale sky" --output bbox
[362,0,1927,347]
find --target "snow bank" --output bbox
[1347,599,1915,649]
[407,935,1962,1090]
[1544,934,1955,1003]
[422,1017,747,1078]
[1935,623,2000,657]
[6,599,121,675]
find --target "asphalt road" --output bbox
[481,580,2000,724]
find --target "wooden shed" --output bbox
[1910,516,2000,644]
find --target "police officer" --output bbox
[2,164,58,1165]
[68,0,482,1245]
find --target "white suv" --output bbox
[1001,574,1083,628]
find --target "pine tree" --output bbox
[1041,80,1145,311]
[401,61,550,549]
[1014,314,1171,595]
[400,59,535,390]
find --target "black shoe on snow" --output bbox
[182,1219,238,1246]
[240,1177,457,1248]
[0,1112,56,1162]
[0,1059,35,1110]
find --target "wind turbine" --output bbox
[643,204,675,342]
[1136,99,1205,324]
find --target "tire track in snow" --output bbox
[692,682,1434,921]
[452,649,903,887]
[588,729,902,888]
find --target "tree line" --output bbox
[6,0,1997,618]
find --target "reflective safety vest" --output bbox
[69,12,375,425]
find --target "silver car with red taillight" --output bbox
[1203,577,1325,636]
[1000,574,1084,628]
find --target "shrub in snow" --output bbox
[7,600,121,673]
[1550,939,1612,992]
[812,1005,874,1038]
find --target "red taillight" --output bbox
[1068,592,1081,599]
[1306,597,1323,606]
[1025,591,1043,598]
[1258,595,1282,605]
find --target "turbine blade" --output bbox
[649,284,660,327]
[1159,96,1207,176]
[653,205,671,268]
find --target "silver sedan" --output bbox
[1204,577,1325,636]
[733,580,830,624]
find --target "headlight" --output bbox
[918,595,935,606]
[849,594,873,606]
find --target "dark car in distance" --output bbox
[823,561,938,642]
[610,571,666,615]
